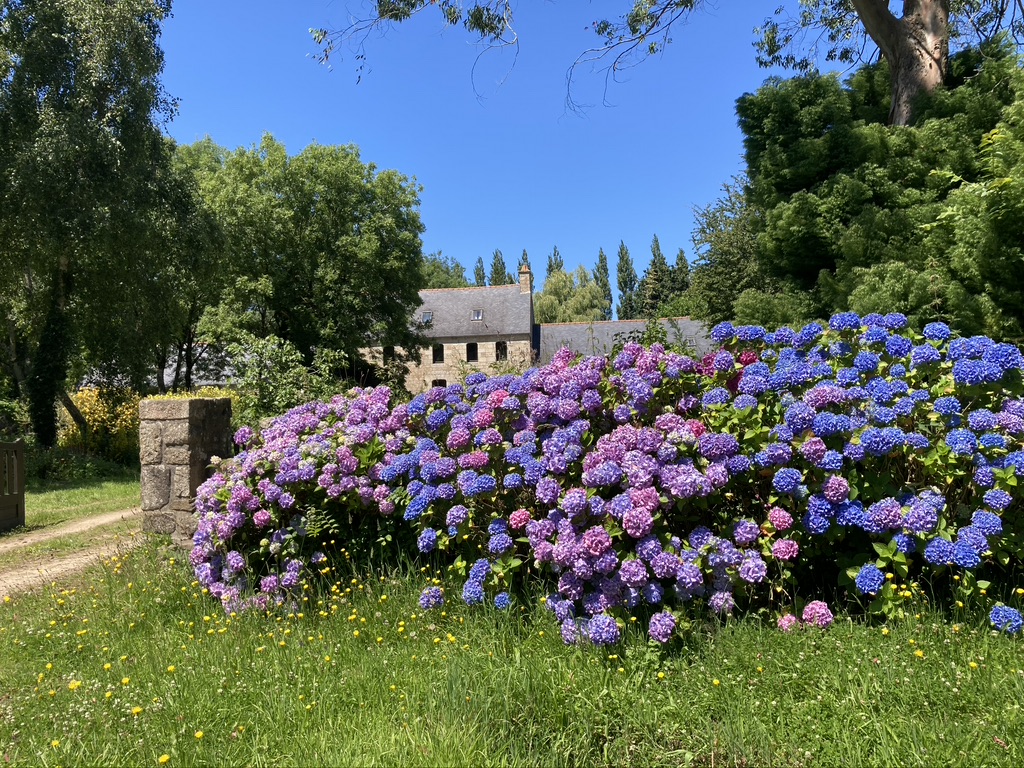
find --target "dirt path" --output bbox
[0,509,143,596]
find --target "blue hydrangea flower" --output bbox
[854,351,881,374]
[972,510,1003,536]
[494,592,512,610]
[945,429,978,457]
[702,388,732,407]
[419,586,444,610]
[990,605,1023,634]
[829,312,861,331]
[710,322,735,344]
[910,344,941,368]
[648,611,677,643]
[587,614,621,646]
[772,468,802,494]
[855,564,885,595]
[923,322,951,341]
[417,528,438,553]
[982,490,1012,512]
[885,335,913,359]
[923,538,955,566]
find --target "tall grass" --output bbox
[1,541,1022,767]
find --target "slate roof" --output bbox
[418,283,533,340]
[538,318,713,364]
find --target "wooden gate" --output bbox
[0,440,25,533]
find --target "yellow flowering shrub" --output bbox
[58,388,141,465]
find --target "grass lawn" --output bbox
[17,479,140,532]
[1,539,1022,767]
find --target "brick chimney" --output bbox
[519,264,532,294]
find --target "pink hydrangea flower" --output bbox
[509,508,532,530]
[768,507,793,531]
[777,614,800,632]
[802,600,834,629]
[771,538,799,561]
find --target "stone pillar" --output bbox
[139,398,233,548]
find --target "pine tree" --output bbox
[518,249,532,274]
[593,247,613,321]
[615,240,638,320]
[488,249,514,285]
[669,247,690,296]
[546,245,564,279]
[638,234,671,317]
[473,256,487,286]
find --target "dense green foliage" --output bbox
[532,266,610,323]
[421,252,470,289]
[0,0,181,443]
[670,46,1024,340]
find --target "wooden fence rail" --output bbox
[0,440,25,533]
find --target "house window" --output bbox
[466,342,478,363]
[471,309,483,321]
[431,379,447,388]
[432,343,444,364]
[495,341,508,362]
[422,310,433,324]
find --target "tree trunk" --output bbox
[852,0,949,126]
[58,388,89,446]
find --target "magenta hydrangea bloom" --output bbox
[802,601,834,629]
[768,507,793,531]
[771,539,799,561]
[777,614,800,632]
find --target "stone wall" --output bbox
[139,398,232,548]
[404,337,534,393]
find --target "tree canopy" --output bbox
[533,266,610,324]
[0,0,179,443]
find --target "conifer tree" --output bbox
[546,245,564,279]
[638,234,671,317]
[593,247,613,321]
[615,240,638,320]
[473,256,487,286]
[488,249,514,285]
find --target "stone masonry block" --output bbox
[162,419,190,446]
[140,466,170,511]
[139,399,191,421]
[163,444,192,466]
[172,466,192,499]
[143,511,176,535]
[139,421,162,465]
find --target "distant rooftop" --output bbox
[418,280,532,340]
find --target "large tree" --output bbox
[0,0,179,444]
[312,1,1024,126]
[615,241,639,320]
[198,134,426,375]
[488,248,514,285]
[593,248,614,321]
[533,267,610,324]
[421,251,470,289]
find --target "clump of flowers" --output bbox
[192,313,1024,645]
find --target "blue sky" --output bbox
[161,1,844,289]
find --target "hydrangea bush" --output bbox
[192,313,1024,642]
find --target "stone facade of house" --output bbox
[365,263,712,394]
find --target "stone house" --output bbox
[366,264,712,394]
[367,265,537,393]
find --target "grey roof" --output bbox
[539,318,713,364]
[418,283,533,340]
